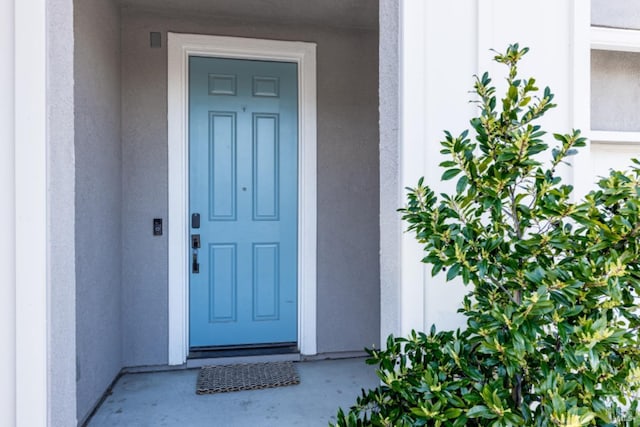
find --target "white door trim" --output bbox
[167,33,317,365]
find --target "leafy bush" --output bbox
[333,45,640,426]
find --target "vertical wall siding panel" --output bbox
[0,1,16,425]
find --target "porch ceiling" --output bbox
[119,0,378,30]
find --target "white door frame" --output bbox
[167,33,317,365]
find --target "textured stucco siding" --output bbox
[378,0,400,345]
[74,0,123,422]
[48,0,77,425]
[120,8,380,365]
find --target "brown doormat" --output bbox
[196,361,300,394]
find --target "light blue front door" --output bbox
[189,56,298,348]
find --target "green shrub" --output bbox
[333,44,640,426]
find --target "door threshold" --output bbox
[186,352,301,368]
[188,343,298,360]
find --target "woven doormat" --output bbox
[196,361,300,394]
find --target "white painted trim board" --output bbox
[590,130,640,144]
[15,0,48,424]
[570,0,592,200]
[167,33,317,365]
[591,26,640,52]
[398,0,427,337]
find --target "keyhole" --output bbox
[242,187,247,191]
[242,105,247,112]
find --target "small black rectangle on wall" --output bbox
[153,218,163,236]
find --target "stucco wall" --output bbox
[120,7,380,365]
[378,0,400,344]
[592,0,640,30]
[74,0,123,422]
[48,0,77,425]
[591,50,640,132]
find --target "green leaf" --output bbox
[440,160,457,168]
[446,263,461,281]
[442,169,462,181]
[467,405,495,419]
[444,408,462,419]
[456,176,469,194]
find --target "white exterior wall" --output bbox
[387,0,590,338]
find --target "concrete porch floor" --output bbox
[86,358,379,427]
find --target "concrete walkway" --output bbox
[86,358,379,427]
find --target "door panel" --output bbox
[253,114,279,220]
[208,243,237,323]
[253,243,280,320]
[209,112,237,220]
[189,56,298,348]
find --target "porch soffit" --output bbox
[118,0,378,30]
